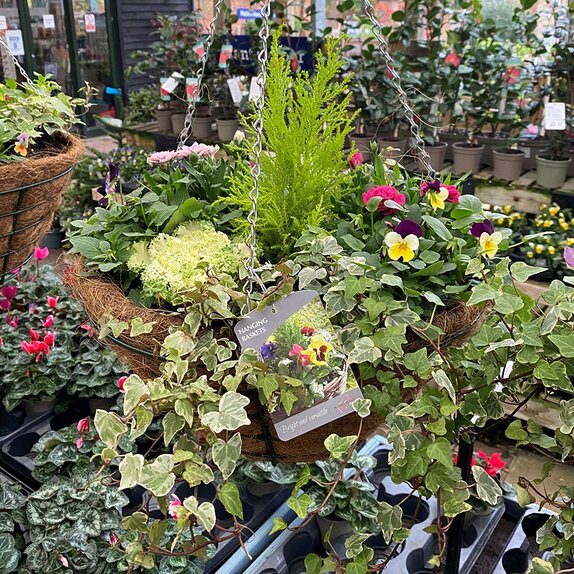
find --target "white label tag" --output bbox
[545,102,566,131]
[160,77,179,94]
[227,77,243,105]
[4,30,24,56]
[518,146,531,159]
[249,76,262,102]
[43,14,55,29]
[0,16,8,30]
[84,13,96,33]
[186,77,199,102]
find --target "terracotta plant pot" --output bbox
[191,116,214,140]
[493,149,525,182]
[478,134,508,167]
[452,143,484,174]
[24,398,55,416]
[536,155,572,189]
[350,133,374,161]
[216,118,241,143]
[438,130,467,161]
[518,138,548,170]
[377,136,409,161]
[417,142,448,172]
[170,112,186,135]
[155,109,172,132]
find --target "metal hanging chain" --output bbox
[243,0,271,315]
[0,36,40,93]
[361,0,435,177]
[178,0,226,149]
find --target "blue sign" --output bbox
[105,86,122,95]
[237,8,261,19]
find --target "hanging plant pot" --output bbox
[438,129,467,161]
[216,118,241,143]
[155,109,173,132]
[536,155,572,189]
[192,116,214,140]
[493,149,525,182]
[452,143,484,175]
[417,142,448,172]
[170,113,186,135]
[0,132,83,275]
[350,133,374,161]
[24,398,55,416]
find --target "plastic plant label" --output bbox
[84,13,96,33]
[159,77,171,101]
[234,290,364,441]
[42,14,55,29]
[5,30,24,56]
[186,77,200,102]
[0,16,6,31]
[193,42,205,59]
[160,76,179,95]
[249,76,262,102]
[219,44,233,68]
[227,77,244,105]
[518,146,531,159]
[545,102,566,131]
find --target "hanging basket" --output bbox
[65,256,184,379]
[0,132,83,274]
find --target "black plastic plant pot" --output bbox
[551,189,574,210]
[502,548,529,574]
[0,405,25,436]
[461,177,476,196]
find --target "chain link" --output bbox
[178,0,226,149]
[243,0,271,314]
[0,36,39,91]
[361,0,435,177]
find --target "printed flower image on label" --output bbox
[234,290,363,441]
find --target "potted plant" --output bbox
[212,73,250,143]
[537,131,572,189]
[493,141,526,182]
[0,74,85,273]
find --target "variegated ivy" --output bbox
[92,250,574,573]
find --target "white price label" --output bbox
[84,13,96,33]
[545,102,566,131]
[43,14,55,29]
[0,16,7,30]
[227,77,243,105]
[249,76,262,102]
[160,77,179,94]
[4,29,24,56]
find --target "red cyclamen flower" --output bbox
[363,186,406,215]
[77,418,89,433]
[47,296,58,309]
[118,376,128,392]
[1,286,17,300]
[349,151,364,169]
[42,315,54,328]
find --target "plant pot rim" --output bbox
[438,128,467,135]
[537,154,572,164]
[424,141,448,148]
[452,142,485,150]
[493,149,525,156]
[216,117,240,123]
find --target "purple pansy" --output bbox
[96,163,121,207]
[396,220,423,238]
[470,220,494,238]
[565,245,574,269]
[420,179,441,195]
[259,342,277,361]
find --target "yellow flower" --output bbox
[307,334,334,366]
[266,335,276,344]
[535,220,542,227]
[548,206,560,216]
[497,218,504,225]
[561,222,570,231]
[513,213,522,220]
[479,231,502,258]
[548,246,556,255]
[385,232,419,262]
[568,238,574,246]
[427,187,449,210]
[503,205,511,214]
[14,142,28,156]
[543,220,552,228]
[535,244,544,254]
[570,218,574,225]
[527,251,534,258]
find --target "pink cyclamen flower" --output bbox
[445,52,462,67]
[77,418,89,433]
[0,299,10,312]
[47,296,58,309]
[385,66,393,80]
[29,328,39,341]
[146,150,179,165]
[565,246,574,269]
[76,437,84,449]
[34,246,49,261]
[476,450,506,477]
[42,315,54,328]
[109,532,118,546]
[168,494,183,519]
[363,186,406,215]
[1,286,17,300]
[58,555,69,568]
[349,151,364,169]
[6,315,18,328]
[118,376,128,392]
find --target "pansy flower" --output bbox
[420,179,459,209]
[385,220,422,262]
[259,341,277,361]
[289,344,313,367]
[565,245,574,269]
[307,334,333,366]
[363,185,406,215]
[300,326,315,336]
[470,220,494,238]
[479,231,503,258]
[14,132,29,157]
[96,163,120,207]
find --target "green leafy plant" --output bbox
[0,74,88,162]
[225,32,358,260]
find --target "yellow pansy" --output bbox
[497,218,504,225]
[307,334,333,366]
[543,220,552,228]
[527,251,534,258]
[427,187,449,210]
[266,335,276,344]
[548,206,560,216]
[567,238,574,246]
[503,205,511,214]
[548,246,556,255]
[561,222,570,231]
[570,218,574,226]
[535,220,542,227]
[14,142,28,156]
[385,232,419,262]
[535,244,544,254]
[479,231,502,258]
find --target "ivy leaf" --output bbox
[403,348,431,375]
[183,497,216,531]
[123,375,149,415]
[218,482,243,520]
[510,261,545,283]
[324,434,357,459]
[351,398,372,418]
[433,370,456,403]
[139,454,175,497]
[514,484,535,507]
[94,410,128,449]
[270,517,288,534]
[548,335,574,358]
[174,398,194,427]
[534,360,572,391]
[288,494,312,519]
[472,466,502,506]
[304,554,323,574]
[494,293,524,314]
[506,420,529,441]
[211,433,242,479]
[348,337,382,364]
[200,392,250,433]
[443,499,472,517]
[345,533,371,558]
[427,438,454,468]
[130,317,155,337]
[376,501,404,544]
[467,283,498,305]
[162,412,185,446]
[119,453,144,490]
[183,462,214,487]
[527,558,554,574]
